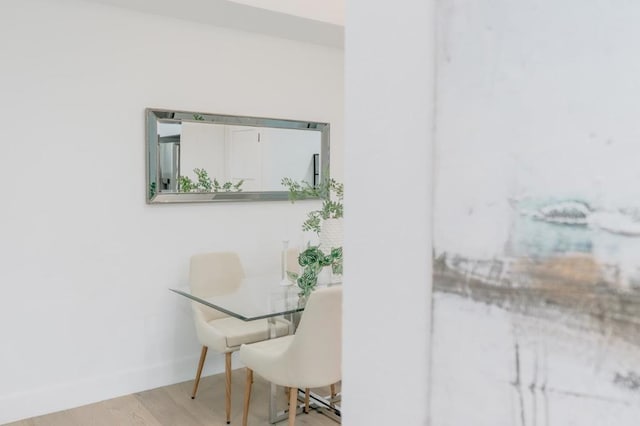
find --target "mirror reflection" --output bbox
[146,109,330,203]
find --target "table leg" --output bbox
[268,316,277,339]
[304,388,342,423]
[269,382,280,423]
[266,317,309,424]
[267,317,287,423]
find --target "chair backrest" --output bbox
[189,252,245,322]
[285,285,342,388]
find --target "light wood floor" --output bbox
[6,370,340,426]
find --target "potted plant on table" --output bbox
[281,176,344,297]
[292,246,343,297]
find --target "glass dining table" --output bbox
[170,277,341,424]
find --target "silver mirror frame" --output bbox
[145,108,330,204]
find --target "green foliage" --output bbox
[194,168,212,191]
[178,168,244,193]
[192,114,205,121]
[149,182,157,198]
[281,176,344,234]
[212,178,245,192]
[178,175,197,192]
[287,245,343,297]
[330,247,343,275]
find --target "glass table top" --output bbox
[170,276,311,321]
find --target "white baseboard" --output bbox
[0,352,240,424]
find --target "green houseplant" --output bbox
[280,177,343,234]
[179,168,244,193]
[289,246,343,297]
[281,176,344,296]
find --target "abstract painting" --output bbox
[430,1,640,424]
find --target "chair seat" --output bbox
[239,335,295,386]
[201,317,290,352]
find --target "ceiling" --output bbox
[227,0,343,26]
[80,0,344,48]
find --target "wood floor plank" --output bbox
[70,394,160,426]
[134,387,205,426]
[4,419,35,426]
[28,409,77,426]
[162,375,235,424]
[6,371,340,426]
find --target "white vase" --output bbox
[319,218,343,254]
[317,266,332,285]
[319,218,343,284]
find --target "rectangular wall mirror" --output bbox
[146,108,330,203]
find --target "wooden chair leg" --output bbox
[191,346,208,399]
[289,387,298,426]
[242,368,253,426]
[304,388,310,413]
[225,352,232,424]
[330,383,337,408]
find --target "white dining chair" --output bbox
[239,285,342,426]
[189,252,289,424]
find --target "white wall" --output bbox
[0,0,343,422]
[344,0,434,425]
